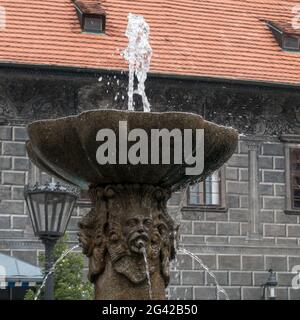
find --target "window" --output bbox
[283,36,299,50]
[290,148,300,209]
[266,21,300,52]
[74,0,106,34]
[84,16,104,33]
[187,170,223,207]
[281,136,300,214]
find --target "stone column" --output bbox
[247,140,261,239]
[78,184,177,300]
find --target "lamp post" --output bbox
[24,181,79,300]
[262,269,278,300]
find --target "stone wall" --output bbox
[1,123,300,299]
[0,124,88,266]
[1,68,300,299]
[166,138,300,300]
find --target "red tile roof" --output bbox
[0,0,300,85]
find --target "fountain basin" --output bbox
[26,109,238,191]
[26,109,239,300]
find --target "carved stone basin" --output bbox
[26,109,238,300]
[26,109,238,191]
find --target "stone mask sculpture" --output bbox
[78,184,176,299]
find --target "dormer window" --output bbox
[74,0,106,34]
[283,35,299,50]
[267,21,300,52]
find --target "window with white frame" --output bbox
[187,170,223,207]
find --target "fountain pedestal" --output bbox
[78,184,177,300]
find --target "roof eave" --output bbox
[0,60,300,90]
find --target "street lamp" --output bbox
[24,181,79,300]
[262,269,278,300]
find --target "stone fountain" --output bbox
[25,14,238,300]
[26,110,237,299]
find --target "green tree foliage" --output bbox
[24,236,93,300]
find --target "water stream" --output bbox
[123,13,152,112]
[178,248,229,300]
[34,244,79,300]
[34,243,228,300]
[141,247,153,299]
[166,186,228,300]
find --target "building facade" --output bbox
[1,66,300,299]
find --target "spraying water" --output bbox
[167,186,227,300]
[141,246,153,299]
[178,248,229,300]
[34,244,79,300]
[123,13,152,112]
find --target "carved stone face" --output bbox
[123,215,153,254]
[78,184,176,290]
